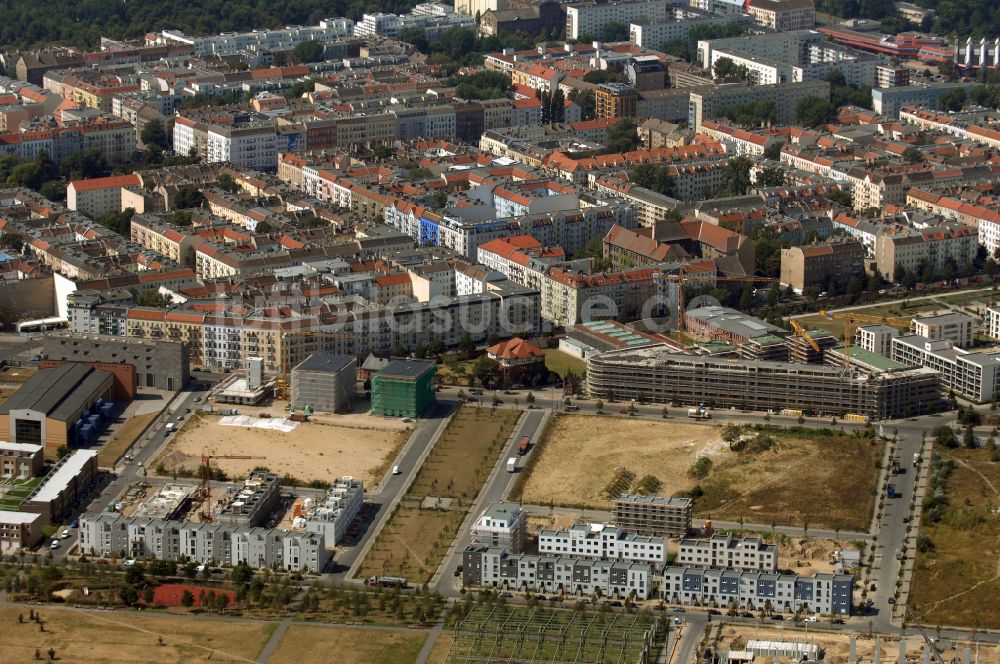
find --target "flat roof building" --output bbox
[0,363,114,459]
[614,494,692,538]
[290,354,357,414]
[370,359,436,418]
[472,501,527,553]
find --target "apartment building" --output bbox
[891,335,1000,403]
[745,0,815,31]
[688,80,830,129]
[987,306,1000,341]
[538,522,668,567]
[678,534,777,572]
[595,83,638,120]
[67,174,141,219]
[684,306,787,346]
[566,0,670,40]
[80,513,329,571]
[215,471,281,527]
[779,240,865,293]
[174,112,279,170]
[463,546,654,599]
[661,567,852,615]
[156,19,354,56]
[471,501,527,554]
[0,441,43,479]
[856,324,899,358]
[542,266,673,327]
[303,477,364,547]
[871,82,978,119]
[477,236,565,292]
[874,226,978,282]
[614,495,692,538]
[587,345,942,419]
[910,312,974,348]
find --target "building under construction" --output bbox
[290,353,357,414]
[214,471,281,527]
[586,346,941,419]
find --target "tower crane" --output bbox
[790,319,821,352]
[903,603,946,664]
[198,451,266,522]
[820,310,912,368]
[667,269,779,331]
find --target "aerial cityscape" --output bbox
[0,0,996,661]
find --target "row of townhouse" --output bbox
[463,546,654,600]
[79,513,329,572]
[661,566,852,615]
[677,534,777,572]
[537,523,668,568]
[477,235,567,292]
[0,117,136,164]
[906,187,1000,256]
[544,142,727,185]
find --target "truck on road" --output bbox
[368,576,408,589]
[507,457,517,472]
[687,407,710,419]
[517,437,530,455]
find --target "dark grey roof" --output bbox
[0,363,112,421]
[292,353,356,374]
[377,359,436,379]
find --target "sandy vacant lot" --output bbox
[155,411,409,484]
[0,606,273,663]
[716,624,998,664]
[519,416,722,508]
[777,537,847,576]
[269,624,426,664]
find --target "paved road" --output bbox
[336,400,456,580]
[433,409,550,597]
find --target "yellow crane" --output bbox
[790,319,820,352]
[820,310,913,367]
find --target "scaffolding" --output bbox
[446,605,662,664]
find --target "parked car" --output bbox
[60,529,70,539]
[672,607,685,613]
[888,597,896,605]
[707,609,721,616]
[49,540,60,549]
[70,519,79,528]
[770,614,785,621]
[804,616,818,623]
[565,404,580,411]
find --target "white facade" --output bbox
[566,0,672,40]
[158,19,355,56]
[987,307,1000,341]
[910,313,974,349]
[537,522,668,567]
[471,501,527,553]
[304,477,364,548]
[678,534,777,572]
[892,335,1000,403]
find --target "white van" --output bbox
[392,465,401,475]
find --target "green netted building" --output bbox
[370,359,436,418]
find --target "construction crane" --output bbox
[668,270,780,331]
[820,310,913,368]
[903,603,946,664]
[276,330,352,400]
[198,451,266,522]
[790,319,821,352]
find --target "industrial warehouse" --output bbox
[586,346,941,419]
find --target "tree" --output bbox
[139,119,169,150]
[605,118,641,154]
[720,423,743,450]
[938,88,967,112]
[231,561,254,587]
[181,589,195,607]
[931,425,958,448]
[756,166,785,187]
[722,156,753,196]
[602,21,628,41]
[119,584,139,606]
[568,89,595,121]
[174,186,205,209]
[795,96,835,128]
[373,144,393,160]
[964,425,977,449]
[217,172,239,194]
[596,399,604,414]
[292,40,324,64]
[902,146,924,163]
[525,392,535,407]
[763,141,785,160]
[473,355,500,387]
[713,57,750,81]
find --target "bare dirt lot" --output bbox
[518,416,722,509]
[517,416,880,530]
[154,410,409,485]
[269,624,426,664]
[714,623,999,664]
[0,605,273,663]
[776,536,853,577]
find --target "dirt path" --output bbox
[919,535,1000,612]
[944,454,999,497]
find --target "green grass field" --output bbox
[544,349,586,378]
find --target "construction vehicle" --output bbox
[819,310,912,368]
[197,450,266,522]
[517,437,530,455]
[667,269,779,331]
[688,406,710,419]
[507,457,518,473]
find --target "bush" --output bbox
[688,457,713,480]
[603,467,636,499]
